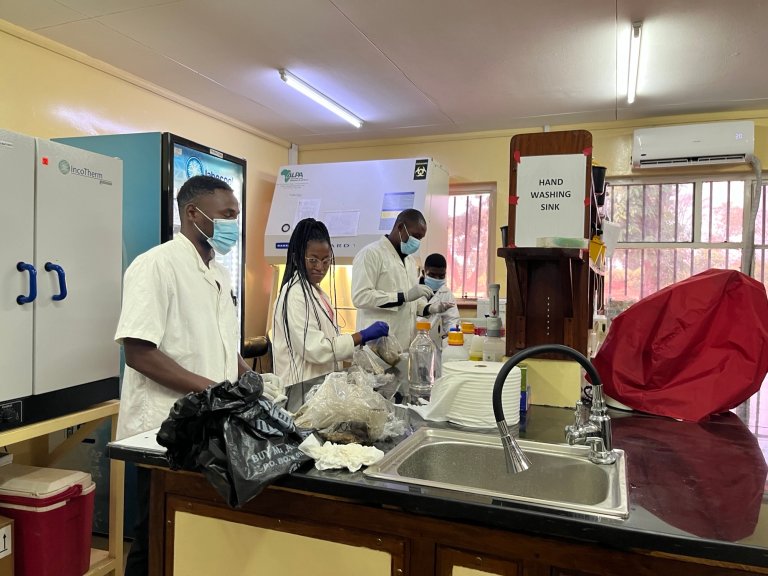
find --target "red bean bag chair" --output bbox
[593,269,768,421]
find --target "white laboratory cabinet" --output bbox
[0,129,122,427]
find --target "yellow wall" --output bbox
[0,20,289,338]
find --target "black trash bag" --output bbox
[156,371,311,507]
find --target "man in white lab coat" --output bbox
[115,175,255,576]
[421,253,460,351]
[352,209,435,350]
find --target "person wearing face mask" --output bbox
[420,253,460,352]
[351,209,434,351]
[272,218,389,386]
[114,175,258,576]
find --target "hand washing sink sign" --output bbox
[514,153,588,247]
[365,427,628,518]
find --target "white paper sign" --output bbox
[514,154,587,247]
[323,210,360,237]
[294,198,321,225]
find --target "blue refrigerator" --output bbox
[53,132,247,536]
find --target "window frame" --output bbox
[447,182,496,305]
[603,172,760,300]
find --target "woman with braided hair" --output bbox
[271,218,389,386]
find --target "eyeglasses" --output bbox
[305,257,332,268]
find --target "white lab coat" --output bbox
[114,234,240,439]
[272,274,355,387]
[425,284,461,350]
[352,236,421,351]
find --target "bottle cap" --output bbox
[461,322,475,334]
[416,320,431,331]
[447,331,464,346]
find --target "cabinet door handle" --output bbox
[16,262,37,304]
[45,262,68,301]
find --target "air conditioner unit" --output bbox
[632,120,754,168]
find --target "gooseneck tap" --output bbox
[493,344,617,474]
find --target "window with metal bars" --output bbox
[603,177,765,301]
[446,191,491,300]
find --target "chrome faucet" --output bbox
[493,344,616,474]
[564,382,616,465]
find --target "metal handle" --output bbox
[45,262,68,301]
[16,262,37,304]
[574,401,590,427]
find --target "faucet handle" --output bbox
[574,401,590,427]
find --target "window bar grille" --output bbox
[461,195,470,297]
[474,196,481,298]
[639,185,646,296]
[707,184,713,269]
[624,186,630,297]
[656,186,662,291]
[450,196,458,294]
[673,184,680,281]
[725,181,732,242]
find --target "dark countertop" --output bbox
[108,373,768,568]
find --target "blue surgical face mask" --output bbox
[195,207,239,255]
[399,223,421,255]
[424,276,445,291]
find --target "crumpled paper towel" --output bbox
[298,434,384,472]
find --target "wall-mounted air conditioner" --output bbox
[632,120,754,168]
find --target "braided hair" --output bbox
[276,218,338,384]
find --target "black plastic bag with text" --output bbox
[157,371,311,507]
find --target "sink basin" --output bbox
[364,427,628,518]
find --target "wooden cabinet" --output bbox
[149,469,767,576]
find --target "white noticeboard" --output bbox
[514,153,587,247]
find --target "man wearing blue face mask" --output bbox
[420,253,460,352]
[352,209,434,350]
[115,175,254,575]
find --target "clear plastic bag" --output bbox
[293,371,404,443]
[352,346,387,375]
[370,335,403,367]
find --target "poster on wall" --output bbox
[514,153,587,247]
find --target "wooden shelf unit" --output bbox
[0,400,124,576]
[504,130,595,357]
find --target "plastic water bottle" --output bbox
[408,319,437,401]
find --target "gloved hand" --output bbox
[360,321,389,344]
[405,284,434,302]
[429,301,455,314]
[260,372,286,403]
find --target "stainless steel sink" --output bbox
[364,427,628,518]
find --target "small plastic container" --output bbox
[442,331,469,367]
[460,322,475,356]
[468,326,485,361]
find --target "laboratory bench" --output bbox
[108,375,768,575]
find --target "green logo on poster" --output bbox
[58,159,71,175]
[280,169,304,183]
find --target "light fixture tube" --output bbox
[627,21,643,104]
[279,69,363,128]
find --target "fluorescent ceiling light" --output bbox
[627,21,643,104]
[279,69,363,128]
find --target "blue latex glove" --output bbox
[360,321,389,344]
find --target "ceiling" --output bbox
[2,0,768,145]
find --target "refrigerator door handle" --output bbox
[45,262,68,301]
[16,261,37,304]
